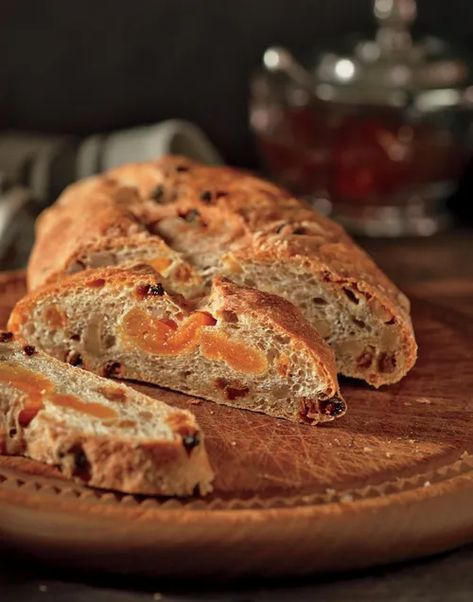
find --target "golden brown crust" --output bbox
[27,178,148,290]
[26,155,416,386]
[28,156,381,295]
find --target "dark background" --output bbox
[1,0,473,168]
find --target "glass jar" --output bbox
[250,0,473,236]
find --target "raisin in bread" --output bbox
[27,156,417,387]
[0,332,213,496]
[9,267,345,425]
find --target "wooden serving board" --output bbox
[0,271,472,578]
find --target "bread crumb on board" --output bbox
[188,399,202,406]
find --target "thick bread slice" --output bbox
[9,267,345,425]
[27,156,417,386]
[0,332,214,496]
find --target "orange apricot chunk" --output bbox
[121,308,216,356]
[50,393,118,421]
[44,305,67,328]
[200,330,268,375]
[277,353,290,377]
[0,363,51,425]
[148,257,172,274]
[0,363,118,426]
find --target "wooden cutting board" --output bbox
[0,271,472,578]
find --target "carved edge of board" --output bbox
[0,451,471,513]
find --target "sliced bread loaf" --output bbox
[26,156,417,386]
[0,332,214,496]
[9,267,345,425]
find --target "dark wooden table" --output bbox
[1,229,472,601]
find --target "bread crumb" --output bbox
[363,446,373,452]
[38,585,48,593]
[423,481,431,487]
[209,410,215,415]
[404,402,412,406]
[408,439,415,444]
[416,397,432,404]
[385,452,392,458]
[188,399,201,406]
[340,493,354,503]
[325,488,336,496]
[230,441,237,447]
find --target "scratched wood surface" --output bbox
[0,270,472,578]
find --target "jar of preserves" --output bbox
[250,0,473,236]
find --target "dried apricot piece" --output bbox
[200,330,268,375]
[148,257,172,274]
[121,308,216,356]
[51,393,118,421]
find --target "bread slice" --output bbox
[26,156,417,387]
[0,332,214,496]
[9,266,345,425]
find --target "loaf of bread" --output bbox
[0,332,214,496]
[27,156,417,386]
[9,267,345,425]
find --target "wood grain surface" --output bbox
[0,270,472,578]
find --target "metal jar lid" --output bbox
[263,0,473,111]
